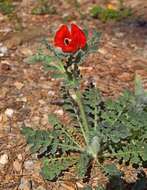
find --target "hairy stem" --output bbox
[74,89,89,145]
[64,56,89,146]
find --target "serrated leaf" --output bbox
[21,127,35,137]
[104,164,122,177]
[130,154,140,164]
[50,72,65,79]
[21,127,52,153]
[76,153,91,178]
[27,53,53,64]
[42,157,77,180]
[43,64,58,71]
[48,114,60,126]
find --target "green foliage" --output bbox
[103,164,121,177]
[22,76,147,183]
[60,86,79,119]
[86,30,102,54]
[27,50,68,80]
[31,0,56,15]
[22,113,84,180]
[76,153,92,178]
[90,5,132,22]
[42,157,77,180]
[22,22,147,186]
[135,75,147,111]
[43,29,101,65]
[21,127,53,153]
[99,77,147,166]
[112,141,147,164]
[26,29,101,88]
[0,0,15,15]
[82,84,101,128]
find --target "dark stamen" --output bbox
[64,38,71,45]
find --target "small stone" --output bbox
[32,116,40,125]
[98,48,107,55]
[115,32,124,38]
[18,154,23,161]
[48,90,55,96]
[21,97,27,102]
[14,81,24,90]
[13,160,21,172]
[24,160,34,170]
[20,47,33,56]
[5,108,14,118]
[0,44,8,57]
[54,109,64,116]
[38,99,45,105]
[70,93,76,100]
[0,154,9,165]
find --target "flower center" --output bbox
[64,38,71,45]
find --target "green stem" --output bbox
[75,110,88,145]
[74,90,89,145]
[94,88,98,131]
[63,57,89,146]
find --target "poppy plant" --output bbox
[54,23,87,53]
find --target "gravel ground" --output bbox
[0,0,147,189]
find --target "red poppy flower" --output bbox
[54,23,87,53]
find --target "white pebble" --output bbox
[24,160,34,170]
[54,109,64,116]
[0,45,8,57]
[48,90,55,96]
[17,154,23,161]
[5,108,14,118]
[0,154,8,165]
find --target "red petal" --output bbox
[62,45,77,53]
[54,25,71,47]
[71,23,87,49]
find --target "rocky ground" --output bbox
[0,0,147,189]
